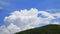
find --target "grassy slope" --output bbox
[15,24,60,34]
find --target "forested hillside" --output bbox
[15,24,60,34]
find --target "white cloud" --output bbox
[0,24,21,34]
[38,11,55,19]
[52,13,60,18]
[7,23,21,33]
[51,21,59,24]
[0,25,11,34]
[3,8,60,34]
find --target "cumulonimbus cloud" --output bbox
[1,8,60,34]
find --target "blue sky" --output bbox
[0,0,60,34]
[0,0,60,26]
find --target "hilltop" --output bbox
[15,24,60,34]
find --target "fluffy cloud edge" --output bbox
[1,8,60,34]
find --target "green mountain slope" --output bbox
[15,24,60,34]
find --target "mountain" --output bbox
[15,24,60,34]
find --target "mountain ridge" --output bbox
[15,24,60,34]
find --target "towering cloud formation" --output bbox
[0,8,59,34]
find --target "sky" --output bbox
[0,0,60,25]
[0,0,60,34]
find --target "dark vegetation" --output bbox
[15,24,60,34]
